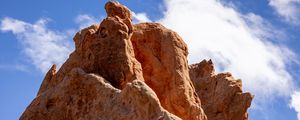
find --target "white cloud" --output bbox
[290,91,300,120]
[0,64,29,72]
[243,13,286,41]
[132,12,151,23]
[0,18,27,33]
[269,0,300,24]
[0,17,73,73]
[159,0,296,106]
[75,14,99,29]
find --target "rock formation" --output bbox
[131,23,206,120]
[189,60,253,120]
[20,1,253,120]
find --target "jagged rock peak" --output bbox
[105,1,132,20]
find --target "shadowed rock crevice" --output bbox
[21,1,253,120]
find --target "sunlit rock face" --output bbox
[189,60,253,120]
[20,2,253,120]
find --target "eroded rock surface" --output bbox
[189,60,253,120]
[43,1,143,90]
[21,68,180,120]
[21,1,253,120]
[131,23,207,120]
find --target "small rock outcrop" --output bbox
[20,1,253,120]
[189,60,253,120]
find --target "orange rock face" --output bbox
[20,1,253,120]
[189,60,253,120]
[131,23,206,120]
[21,68,180,120]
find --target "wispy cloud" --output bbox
[243,13,287,41]
[159,0,297,109]
[132,12,152,23]
[75,14,99,29]
[268,0,300,24]
[0,64,29,72]
[0,17,73,73]
[290,91,300,120]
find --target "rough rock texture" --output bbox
[189,60,254,120]
[41,1,144,90]
[21,2,178,120]
[21,1,253,120]
[21,68,180,120]
[131,23,206,120]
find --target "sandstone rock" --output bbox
[189,60,254,120]
[37,64,56,96]
[21,68,180,120]
[21,1,253,120]
[105,1,132,20]
[131,23,207,120]
[21,2,179,120]
[40,1,143,90]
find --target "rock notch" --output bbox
[20,2,253,120]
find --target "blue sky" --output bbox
[0,0,300,120]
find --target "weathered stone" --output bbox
[21,2,179,120]
[131,23,207,120]
[37,64,56,96]
[105,1,132,20]
[189,60,254,120]
[21,1,253,120]
[40,1,143,90]
[21,68,180,120]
